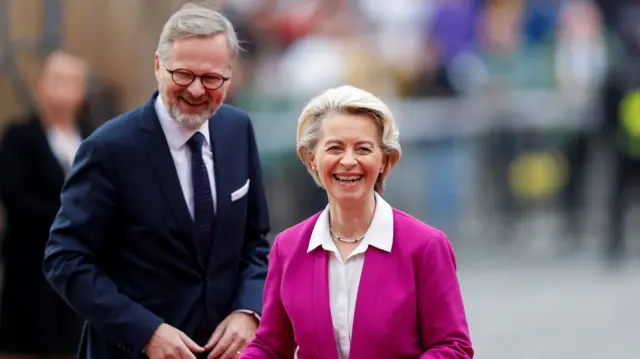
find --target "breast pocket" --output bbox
[230,179,250,202]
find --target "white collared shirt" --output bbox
[307,193,394,359]
[47,127,81,176]
[154,96,217,215]
[155,97,259,321]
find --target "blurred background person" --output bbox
[555,0,607,250]
[0,51,90,359]
[600,1,640,263]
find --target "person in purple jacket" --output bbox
[240,85,474,359]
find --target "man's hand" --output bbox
[144,323,205,359]
[205,312,258,359]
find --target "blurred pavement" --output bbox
[459,256,640,359]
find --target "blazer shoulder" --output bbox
[273,212,322,253]
[216,104,255,132]
[0,115,42,147]
[1,121,28,141]
[85,105,145,146]
[392,209,457,271]
[218,103,250,121]
[392,208,449,248]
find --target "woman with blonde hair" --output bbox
[240,85,473,359]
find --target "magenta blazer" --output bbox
[241,209,473,359]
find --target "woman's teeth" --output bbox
[334,175,362,182]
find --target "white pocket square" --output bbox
[230,179,250,202]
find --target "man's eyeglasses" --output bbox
[165,67,230,90]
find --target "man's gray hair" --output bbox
[156,2,241,62]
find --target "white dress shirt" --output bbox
[154,96,217,215]
[154,96,257,320]
[307,193,394,359]
[47,127,82,176]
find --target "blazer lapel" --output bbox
[312,250,340,359]
[349,248,385,359]
[138,92,202,268]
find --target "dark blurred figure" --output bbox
[0,51,91,359]
[601,4,640,262]
[218,5,259,106]
[593,0,627,29]
[555,0,607,251]
[80,79,121,129]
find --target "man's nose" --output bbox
[187,79,206,97]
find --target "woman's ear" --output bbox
[298,146,316,172]
[308,152,317,171]
[382,151,400,176]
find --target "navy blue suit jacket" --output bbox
[43,92,271,359]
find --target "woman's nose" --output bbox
[340,152,357,167]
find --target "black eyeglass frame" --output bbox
[164,66,230,90]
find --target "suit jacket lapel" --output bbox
[207,112,230,253]
[312,249,340,359]
[138,92,202,268]
[349,248,385,359]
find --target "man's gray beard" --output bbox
[159,88,211,130]
[168,105,210,131]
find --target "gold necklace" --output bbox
[329,227,365,244]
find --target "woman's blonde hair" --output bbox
[296,85,401,194]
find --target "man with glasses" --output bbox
[43,3,270,359]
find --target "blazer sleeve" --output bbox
[43,136,163,358]
[233,117,271,314]
[418,231,474,359]
[240,236,295,359]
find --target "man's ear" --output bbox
[154,52,161,82]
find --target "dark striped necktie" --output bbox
[186,132,215,265]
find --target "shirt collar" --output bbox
[307,192,394,253]
[154,95,210,150]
